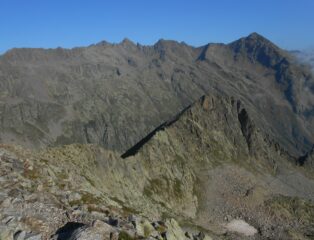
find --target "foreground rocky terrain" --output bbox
[0,93,314,239]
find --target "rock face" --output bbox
[0,33,313,155]
[0,92,314,239]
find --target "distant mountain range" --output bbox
[0,33,314,240]
[0,32,313,155]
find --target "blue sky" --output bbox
[0,0,313,53]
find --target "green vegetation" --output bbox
[173,178,183,198]
[143,176,184,200]
[83,174,96,187]
[143,178,164,197]
[156,223,167,233]
[118,231,136,240]
[69,192,102,206]
[24,169,40,180]
[143,224,152,237]
[121,205,140,215]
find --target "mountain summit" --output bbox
[229,32,287,66]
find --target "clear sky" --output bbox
[0,0,313,53]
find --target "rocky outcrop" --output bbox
[0,145,215,240]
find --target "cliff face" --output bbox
[0,33,313,154]
[1,93,314,239]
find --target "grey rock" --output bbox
[13,230,26,240]
[134,218,155,237]
[25,234,42,240]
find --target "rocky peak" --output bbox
[153,39,196,61]
[122,93,287,168]
[119,38,136,49]
[231,32,277,49]
[246,32,270,42]
[94,40,111,47]
[154,39,194,52]
[229,32,286,67]
[154,39,177,48]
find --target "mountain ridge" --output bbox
[0,33,313,155]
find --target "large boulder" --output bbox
[164,219,186,240]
